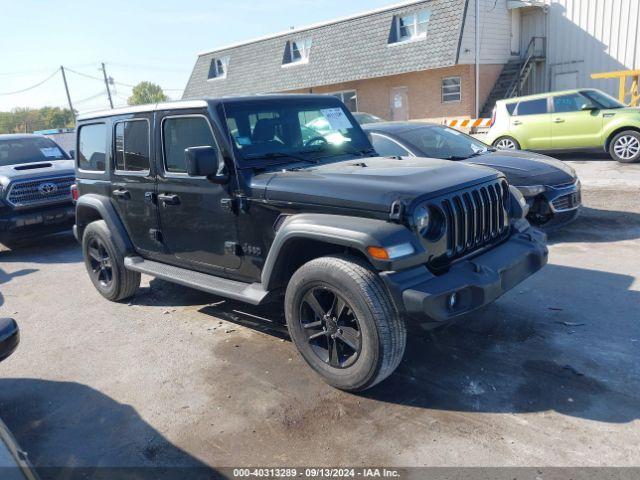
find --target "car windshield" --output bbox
[0,136,69,166]
[398,125,491,160]
[580,90,626,109]
[353,112,384,124]
[221,98,372,165]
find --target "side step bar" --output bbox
[124,256,270,305]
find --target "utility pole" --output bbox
[475,0,480,119]
[60,66,74,113]
[101,62,114,109]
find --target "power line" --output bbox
[0,69,60,96]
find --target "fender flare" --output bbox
[75,194,134,254]
[261,213,427,290]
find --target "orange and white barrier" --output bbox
[442,117,492,129]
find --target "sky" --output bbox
[0,0,400,113]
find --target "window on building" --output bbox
[78,123,106,171]
[442,76,461,103]
[208,57,229,80]
[328,90,358,112]
[515,99,548,116]
[391,10,431,43]
[163,116,217,173]
[370,133,412,157]
[114,120,150,173]
[283,38,312,66]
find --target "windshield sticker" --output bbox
[40,147,63,157]
[236,136,252,146]
[320,108,353,131]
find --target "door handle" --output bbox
[157,193,180,205]
[553,118,565,123]
[512,120,522,126]
[112,189,131,200]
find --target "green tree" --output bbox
[0,107,74,134]
[127,81,169,105]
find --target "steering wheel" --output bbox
[304,136,328,147]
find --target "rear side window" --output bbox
[162,116,216,174]
[505,103,517,115]
[78,123,107,171]
[114,120,150,172]
[515,99,548,116]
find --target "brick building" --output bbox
[183,0,640,121]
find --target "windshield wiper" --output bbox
[307,145,377,160]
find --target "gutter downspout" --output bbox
[475,0,480,119]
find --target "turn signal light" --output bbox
[70,184,79,201]
[367,246,390,260]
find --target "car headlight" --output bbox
[509,185,529,218]
[414,204,431,236]
[517,185,546,197]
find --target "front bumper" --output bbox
[0,204,75,235]
[382,223,548,323]
[526,181,582,227]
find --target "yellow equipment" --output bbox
[591,70,640,107]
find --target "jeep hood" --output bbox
[251,156,501,212]
[464,150,577,186]
[0,159,75,187]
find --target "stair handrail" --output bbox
[505,36,546,98]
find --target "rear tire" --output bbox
[609,130,640,163]
[285,255,406,391]
[493,136,521,150]
[82,220,140,301]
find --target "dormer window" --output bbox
[208,57,229,80]
[282,38,312,66]
[391,10,431,43]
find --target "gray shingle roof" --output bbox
[183,0,466,99]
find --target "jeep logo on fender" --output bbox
[38,182,59,195]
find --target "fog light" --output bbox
[448,292,459,310]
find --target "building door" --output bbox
[554,71,579,91]
[390,87,409,121]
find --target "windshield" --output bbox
[0,136,69,166]
[221,98,372,165]
[580,89,626,109]
[353,112,384,124]
[399,125,491,160]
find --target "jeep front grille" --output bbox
[438,180,510,264]
[6,176,75,208]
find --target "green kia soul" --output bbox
[486,89,640,163]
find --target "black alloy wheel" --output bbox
[87,237,114,289]
[299,286,362,369]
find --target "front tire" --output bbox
[82,220,140,301]
[285,255,406,391]
[609,130,640,163]
[493,136,521,150]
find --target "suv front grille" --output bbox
[437,180,510,265]
[6,176,75,208]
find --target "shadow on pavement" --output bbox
[547,206,640,243]
[0,379,221,480]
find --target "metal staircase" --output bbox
[480,36,546,118]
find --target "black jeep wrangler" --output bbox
[74,95,547,391]
[0,134,76,247]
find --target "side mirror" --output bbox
[184,146,229,184]
[69,149,76,159]
[0,318,19,362]
[581,103,596,111]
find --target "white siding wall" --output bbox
[544,0,640,96]
[458,0,515,64]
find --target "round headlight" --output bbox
[414,205,431,237]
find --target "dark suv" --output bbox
[0,134,75,246]
[74,95,547,391]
